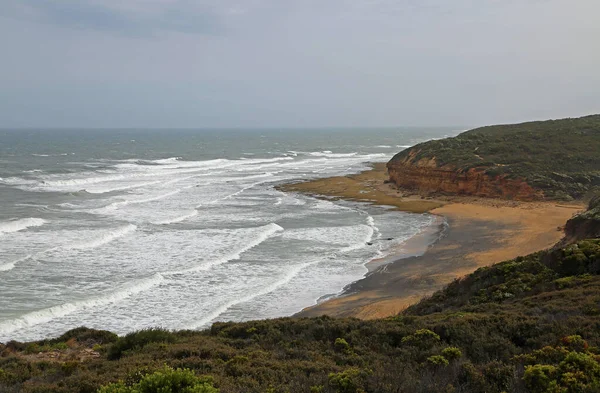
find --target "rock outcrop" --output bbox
[563,196,600,242]
[386,150,544,201]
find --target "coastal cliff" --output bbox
[387,114,600,200]
[563,195,600,242]
[387,150,543,200]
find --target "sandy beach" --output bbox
[279,163,585,319]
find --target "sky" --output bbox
[1,0,599,128]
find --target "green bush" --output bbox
[334,338,351,353]
[401,329,440,348]
[441,347,462,361]
[425,355,449,368]
[98,365,218,393]
[54,327,119,345]
[108,328,176,360]
[523,364,558,393]
[328,368,366,393]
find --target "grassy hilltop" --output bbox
[1,201,600,392]
[389,115,600,200]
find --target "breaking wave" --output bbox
[0,273,164,337]
[0,218,46,235]
[62,225,137,250]
[167,223,284,275]
[190,261,313,329]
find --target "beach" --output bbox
[280,163,585,319]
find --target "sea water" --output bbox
[0,128,455,341]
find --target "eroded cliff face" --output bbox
[563,197,600,242]
[386,151,544,201]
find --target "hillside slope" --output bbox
[387,115,600,200]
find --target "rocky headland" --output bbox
[387,115,600,201]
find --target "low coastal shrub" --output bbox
[425,355,449,368]
[441,347,462,361]
[107,328,177,360]
[98,365,218,393]
[401,329,440,349]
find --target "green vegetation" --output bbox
[1,204,599,392]
[389,115,600,199]
[98,366,218,393]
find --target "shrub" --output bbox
[401,329,440,349]
[328,368,366,393]
[334,338,351,353]
[425,355,449,368]
[98,365,218,393]
[560,335,589,352]
[54,327,118,345]
[108,328,176,360]
[523,364,558,393]
[442,347,462,361]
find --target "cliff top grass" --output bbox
[389,114,600,200]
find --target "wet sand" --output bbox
[282,163,584,319]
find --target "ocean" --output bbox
[0,128,455,342]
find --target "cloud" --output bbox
[3,0,224,35]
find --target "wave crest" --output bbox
[0,218,46,235]
[0,273,164,337]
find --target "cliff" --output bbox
[563,195,600,242]
[387,114,600,200]
[387,150,544,200]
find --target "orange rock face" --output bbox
[386,155,544,201]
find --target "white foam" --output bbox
[95,190,182,212]
[365,215,380,236]
[282,225,370,246]
[152,210,199,225]
[220,178,274,201]
[376,145,392,148]
[339,224,375,253]
[62,224,137,250]
[366,215,375,227]
[190,261,312,329]
[167,223,284,275]
[0,254,33,273]
[0,218,46,235]
[84,180,163,194]
[0,273,164,337]
[0,262,15,272]
[309,151,358,158]
[14,157,291,193]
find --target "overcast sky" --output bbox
[1,0,599,128]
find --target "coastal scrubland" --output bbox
[1,199,599,393]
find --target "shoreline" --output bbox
[282,162,585,319]
[311,214,446,306]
